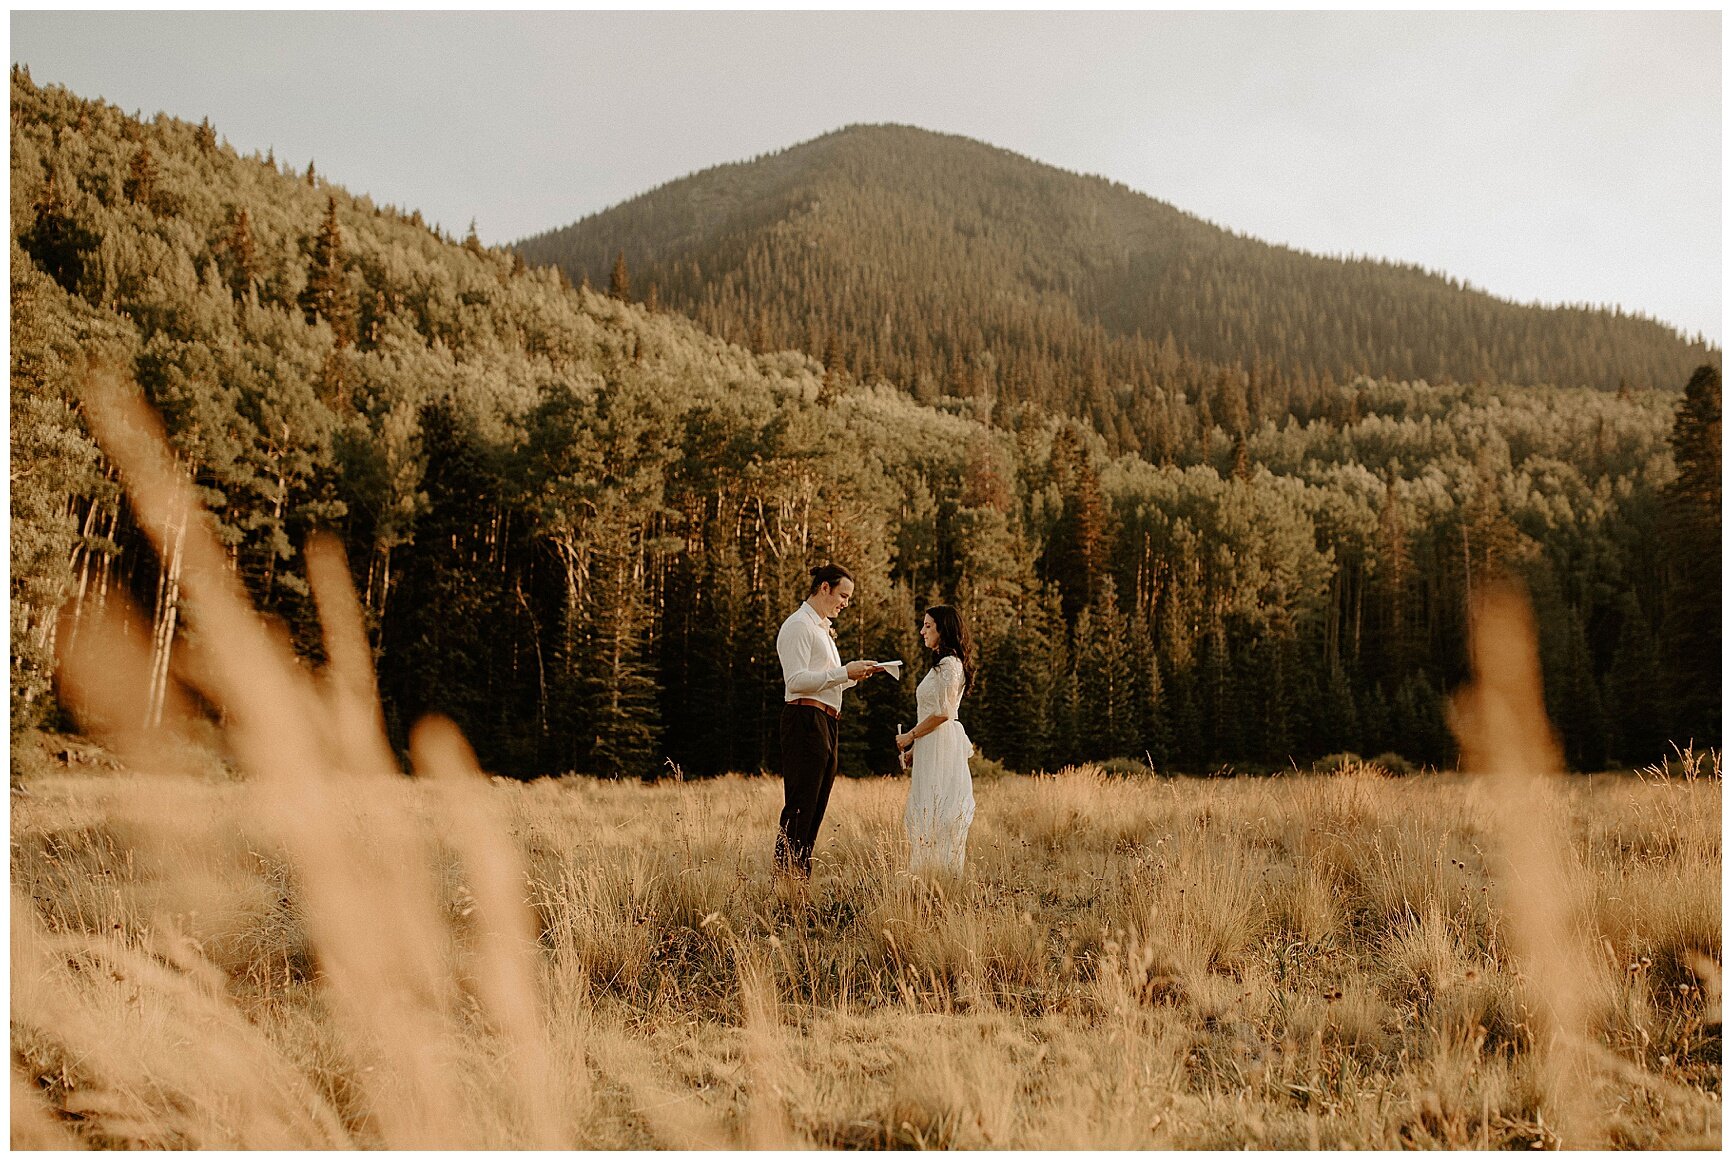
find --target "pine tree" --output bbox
[1606,591,1666,765]
[1392,673,1449,768]
[946,348,971,397]
[1127,607,1170,766]
[1197,620,1230,765]
[1659,364,1720,746]
[609,250,631,301]
[1214,367,1250,436]
[464,219,484,255]
[1051,664,1082,770]
[1076,583,1139,760]
[980,587,1064,770]
[1218,626,1257,762]
[1460,447,1520,604]
[300,196,358,346]
[978,617,1047,771]
[1362,680,1395,759]
[684,519,752,775]
[1247,630,1297,764]
[22,170,90,292]
[1550,605,1607,771]
[1041,424,1112,622]
[817,333,842,378]
[123,145,157,208]
[580,513,662,779]
[1069,609,1104,761]
[1371,469,1415,683]
[1318,661,1359,757]
[222,207,258,300]
[961,434,1014,513]
[845,570,917,777]
[379,399,509,758]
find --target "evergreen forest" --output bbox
[518,122,1716,460]
[11,70,1722,780]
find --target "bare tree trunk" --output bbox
[1461,523,1474,619]
[379,544,393,622]
[93,503,117,611]
[515,579,548,736]
[555,536,585,682]
[262,465,286,603]
[1351,560,1364,665]
[365,547,381,616]
[67,496,100,597]
[38,499,94,654]
[1324,571,1341,670]
[366,542,396,622]
[146,485,189,729]
[60,495,114,655]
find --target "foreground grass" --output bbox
[11,754,1720,1149]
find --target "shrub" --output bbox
[1370,751,1419,776]
[1096,755,1161,779]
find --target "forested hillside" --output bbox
[11,69,1720,778]
[518,124,1716,460]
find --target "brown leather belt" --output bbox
[789,697,840,720]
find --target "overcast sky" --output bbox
[11,10,1721,342]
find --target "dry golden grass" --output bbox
[13,759,1721,1149]
[9,377,1723,1149]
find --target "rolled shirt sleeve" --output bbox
[777,614,854,697]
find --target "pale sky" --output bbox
[10,10,1721,342]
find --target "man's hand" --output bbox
[845,660,881,681]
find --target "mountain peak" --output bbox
[517,126,1713,421]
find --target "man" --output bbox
[774,563,884,876]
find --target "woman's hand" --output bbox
[895,731,914,751]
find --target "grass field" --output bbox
[13,379,1718,1150]
[11,746,1720,1150]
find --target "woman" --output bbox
[895,605,976,877]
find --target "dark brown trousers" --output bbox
[775,703,840,875]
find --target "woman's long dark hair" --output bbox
[924,604,974,694]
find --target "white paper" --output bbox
[873,660,904,680]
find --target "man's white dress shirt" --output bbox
[777,601,856,713]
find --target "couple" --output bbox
[773,563,976,880]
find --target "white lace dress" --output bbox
[904,655,976,876]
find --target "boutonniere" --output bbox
[826,624,837,641]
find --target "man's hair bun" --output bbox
[808,562,852,594]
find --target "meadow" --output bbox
[9,379,1721,1150]
[11,745,1720,1149]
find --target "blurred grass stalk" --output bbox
[1450,578,1605,1147]
[38,371,567,1147]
